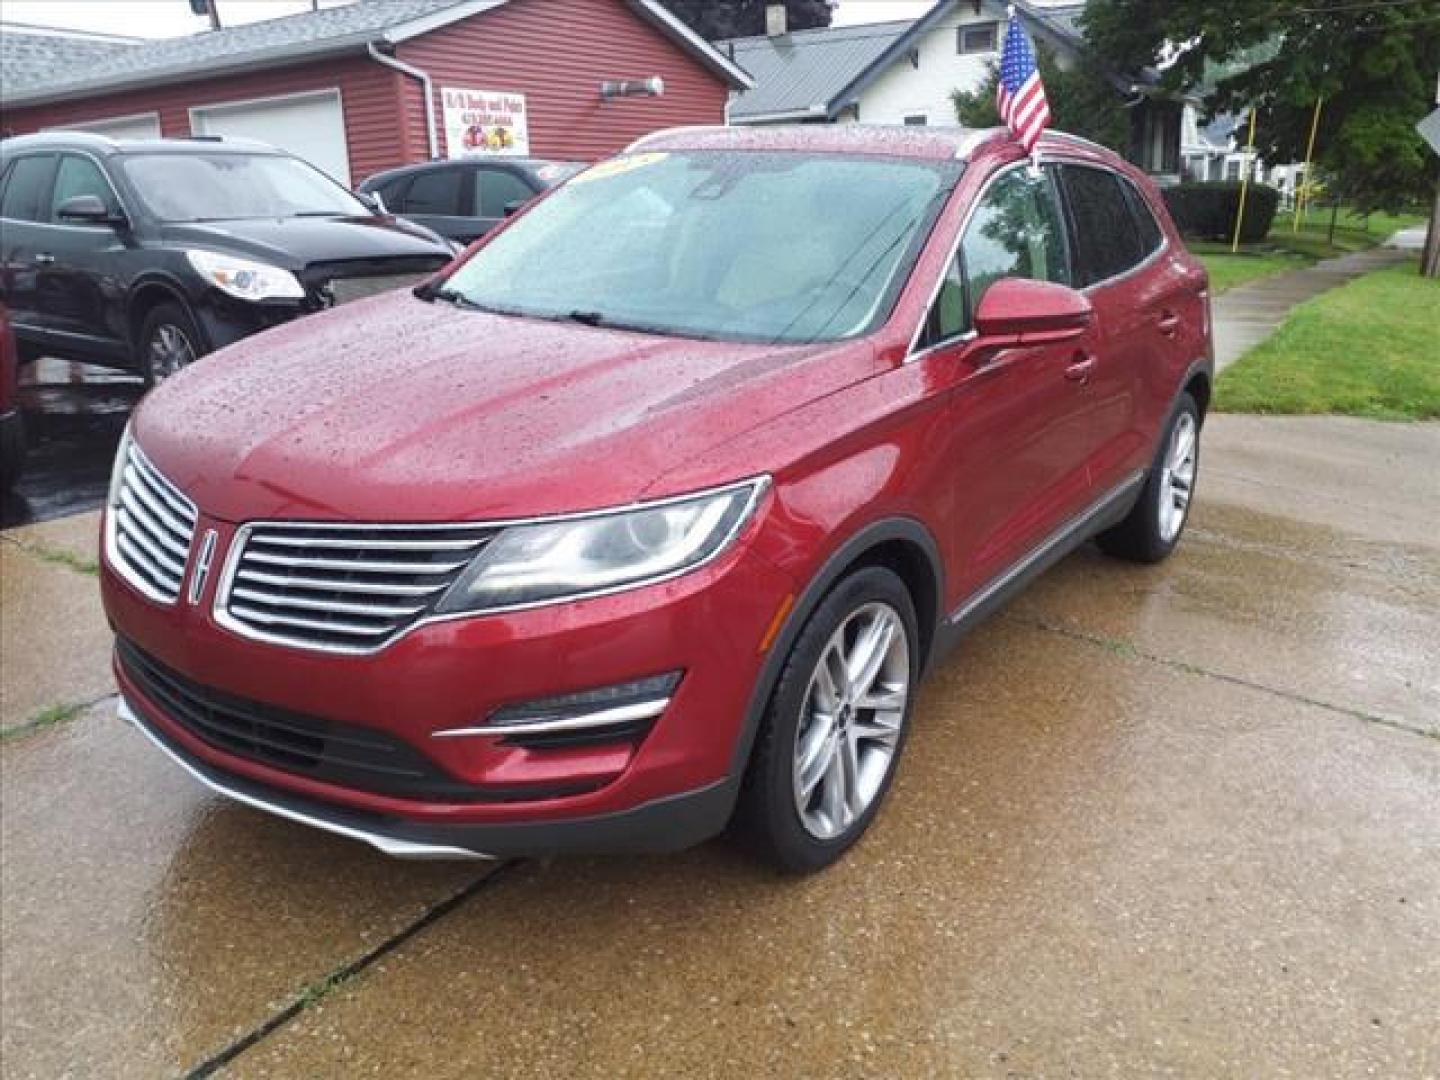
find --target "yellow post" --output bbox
[1231,109,1258,253]
[1294,96,1323,232]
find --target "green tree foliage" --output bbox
[1082,0,1440,212]
[950,45,1131,155]
[658,0,833,40]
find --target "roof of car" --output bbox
[0,132,286,157]
[624,124,1116,164]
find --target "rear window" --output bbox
[1059,164,1144,286]
[1121,177,1164,256]
[1,154,56,222]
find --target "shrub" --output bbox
[1162,182,1281,243]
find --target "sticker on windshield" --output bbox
[571,152,668,184]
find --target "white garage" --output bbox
[47,111,162,140]
[189,89,352,186]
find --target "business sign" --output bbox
[441,87,529,158]
[1418,106,1440,159]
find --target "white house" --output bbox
[721,0,1185,179]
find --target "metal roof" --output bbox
[720,19,914,122]
[1,0,751,109]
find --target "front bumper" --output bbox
[120,696,737,859]
[104,512,796,855]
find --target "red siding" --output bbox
[1,55,412,182]
[1,0,731,183]
[396,0,730,164]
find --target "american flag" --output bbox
[995,11,1051,154]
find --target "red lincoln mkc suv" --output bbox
[102,125,1211,872]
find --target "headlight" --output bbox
[186,250,305,302]
[434,477,768,614]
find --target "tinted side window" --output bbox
[0,154,57,223]
[475,169,534,218]
[401,169,463,215]
[1121,177,1163,256]
[1060,165,1144,285]
[960,166,1070,324]
[50,155,119,221]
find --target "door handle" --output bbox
[33,253,55,266]
[1064,352,1096,384]
[1157,311,1181,337]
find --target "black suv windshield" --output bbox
[437,151,957,344]
[119,151,368,222]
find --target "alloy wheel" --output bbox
[791,601,911,841]
[147,324,196,383]
[1157,412,1197,543]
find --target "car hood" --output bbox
[134,291,877,524]
[162,214,451,269]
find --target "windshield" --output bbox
[119,152,369,222]
[436,151,958,343]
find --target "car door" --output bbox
[0,153,59,348]
[1052,163,1159,493]
[470,166,540,239]
[393,166,469,242]
[919,164,1102,599]
[35,153,131,364]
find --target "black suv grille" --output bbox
[117,638,501,802]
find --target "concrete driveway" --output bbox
[2,415,1437,1078]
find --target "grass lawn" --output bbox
[1187,204,1432,280]
[1195,249,1312,293]
[1216,262,1440,420]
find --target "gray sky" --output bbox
[0,0,945,38]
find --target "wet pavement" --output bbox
[2,415,1438,1078]
[1,357,142,530]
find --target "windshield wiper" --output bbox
[424,287,484,311]
[565,309,607,327]
[292,209,349,217]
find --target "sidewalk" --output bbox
[1210,246,1411,371]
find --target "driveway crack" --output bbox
[185,860,520,1079]
[1007,613,1437,743]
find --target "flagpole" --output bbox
[1231,109,1258,254]
[1293,97,1323,232]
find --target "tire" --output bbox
[137,302,206,387]
[735,565,920,873]
[1097,392,1201,563]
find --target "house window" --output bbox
[958,23,998,54]
[904,114,928,126]
[1225,159,1241,181]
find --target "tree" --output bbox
[1082,0,1440,215]
[657,0,833,41]
[951,44,1131,156]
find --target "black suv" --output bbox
[0,133,456,383]
[359,157,584,244]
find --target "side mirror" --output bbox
[56,194,124,227]
[973,277,1092,346]
[358,190,387,215]
[503,199,528,217]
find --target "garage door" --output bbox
[47,113,161,140]
[190,90,351,186]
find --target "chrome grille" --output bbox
[108,441,197,604]
[217,523,496,652]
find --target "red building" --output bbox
[0,0,752,186]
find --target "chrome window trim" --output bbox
[0,148,134,231]
[906,153,1171,362]
[212,475,772,657]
